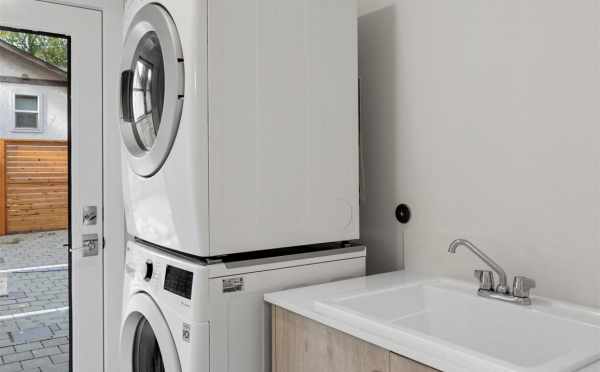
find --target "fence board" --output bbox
[2,140,68,234]
[0,140,5,235]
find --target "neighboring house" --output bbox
[0,39,67,140]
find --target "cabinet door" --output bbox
[272,306,389,372]
[390,352,439,372]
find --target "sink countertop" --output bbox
[264,270,600,372]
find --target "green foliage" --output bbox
[0,31,68,70]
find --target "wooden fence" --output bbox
[0,139,68,235]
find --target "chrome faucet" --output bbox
[448,239,536,305]
[449,239,509,294]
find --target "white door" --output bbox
[0,1,103,372]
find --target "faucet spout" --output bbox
[448,239,509,294]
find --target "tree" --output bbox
[0,31,68,70]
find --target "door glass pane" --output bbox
[15,95,38,111]
[0,29,70,372]
[133,317,165,372]
[15,112,39,128]
[130,31,165,152]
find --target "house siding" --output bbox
[0,82,67,140]
[0,46,64,81]
[0,45,67,140]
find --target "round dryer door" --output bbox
[120,293,182,372]
[120,3,184,177]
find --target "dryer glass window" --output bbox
[130,31,165,152]
[133,317,165,372]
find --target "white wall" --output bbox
[0,82,68,140]
[358,0,600,307]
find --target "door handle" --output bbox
[121,70,135,123]
[66,234,99,257]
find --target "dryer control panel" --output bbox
[164,265,193,299]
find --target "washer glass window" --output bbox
[129,31,165,152]
[132,317,165,372]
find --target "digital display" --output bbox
[164,265,193,299]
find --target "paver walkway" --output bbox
[0,231,67,271]
[0,231,69,372]
[0,270,68,316]
[0,310,69,372]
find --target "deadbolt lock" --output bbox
[83,206,97,226]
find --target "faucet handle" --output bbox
[513,276,536,298]
[474,270,494,291]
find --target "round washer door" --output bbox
[120,293,182,372]
[120,3,184,177]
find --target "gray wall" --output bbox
[0,82,68,140]
[358,0,600,307]
[0,47,67,140]
[0,46,62,80]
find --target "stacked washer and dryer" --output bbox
[119,0,364,371]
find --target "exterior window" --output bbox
[13,94,42,131]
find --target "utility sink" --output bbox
[314,280,600,372]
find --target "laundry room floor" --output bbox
[0,231,69,372]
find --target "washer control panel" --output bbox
[164,265,193,299]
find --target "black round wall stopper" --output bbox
[395,204,411,224]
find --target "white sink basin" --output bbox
[314,280,600,372]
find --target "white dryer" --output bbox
[120,240,366,372]
[120,0,360,257]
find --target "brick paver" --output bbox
[0,231,69,371]
[0,271,68,316]
[0,310,69,371]
[0,231,67,271]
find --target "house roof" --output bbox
[0,39,67,82]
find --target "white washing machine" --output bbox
[120,0,360,257]
[120,240,366,372]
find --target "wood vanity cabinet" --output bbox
[390,353,438,372]
[271,306,438,372]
